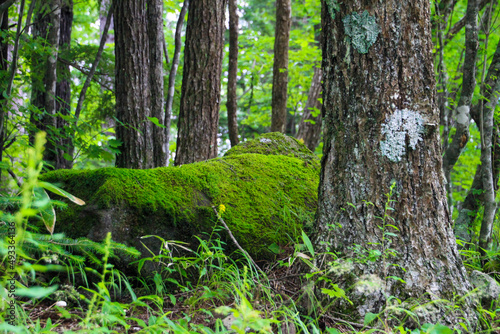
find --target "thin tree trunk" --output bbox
[165,0,188,165]
[0,1,10,184]
[30,0,61,168]
[147,0,167,167]
[296,66,322,151]
[55,0,73,169]
[114,0,153,169]
[74,1,113,122]
[316,0,477,327]
[454,21,500,244]
[270,0,291,133]
[226,0,239,147]
[174,0,226,166]
[442,0,479,188]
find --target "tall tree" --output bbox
[315,0,477,327]
[30,0,61,168]
[147,0,167,167]
[270,0,291,133]
[174,0,227,166]
[0,1,10,175]
[114,0,165,169]
[55,0,73,169]
[165,0,189,165]
[296,66,322,151]
[226,0,240,147]
[441,0,479,213]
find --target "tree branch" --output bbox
[212,206,262,272]
[74,0,114,123]
[442,0,479,177]
[445,0,491,43]
[57,57,114,93]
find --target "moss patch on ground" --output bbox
[40,133,320,262]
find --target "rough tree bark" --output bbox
[165,0,189,165]
[270,0,291,133]
[30,0,61,168]
[114,0,154,169]
[147,0,167,167]
[315,0,477,328]
[296,67,322,151]
[174,0,226,166]
[54,0,73,170]
[226,0,239,147]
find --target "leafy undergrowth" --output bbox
[2,134,500,333]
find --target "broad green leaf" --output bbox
[34,187,56,235]
[268,242,281,254]
[39,181,85,205]
[301,230,315,257]
[15,285,58,298]
[364,312,378,326]
[147,116,166,128]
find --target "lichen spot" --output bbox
[326,0,339,20]
[380,109,425,162]
[343,10,380,54]
[455,105,469,125]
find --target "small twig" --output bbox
[322,314,374,330]
[212,206,262,272]
[7,168,22,188]
[57,58,114,92]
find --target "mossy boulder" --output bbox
[224,132,317,161]
[40,133,320,270]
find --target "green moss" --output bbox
[224,132,318,163]
[40,134,320,260]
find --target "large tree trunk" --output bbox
[270,0,291,133]
[174,0,227,166]
[147,0,167,167]
[30,0,61,168]
[114,0,153,169]
[55,0,73,170]
[296,66,322,151]
[315,0,477,328]
[226,0,239,147]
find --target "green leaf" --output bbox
[420,323,453,334]
[0,161,9,170]
[39,181,85,205]
[147,116,166,128]
[387,276,406,284]
[364,312,378,326]
[108,138,123,148]
[62,153,73,161]
[268,242,281,254]
[169,294,176,306]
[15,285,58,298]
[301,230,315,257]
[34,187,56,235]
[325,329,341,334]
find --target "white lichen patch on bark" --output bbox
[455,105,470,125]
[343,10,380,54]
[380,108,425,162]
